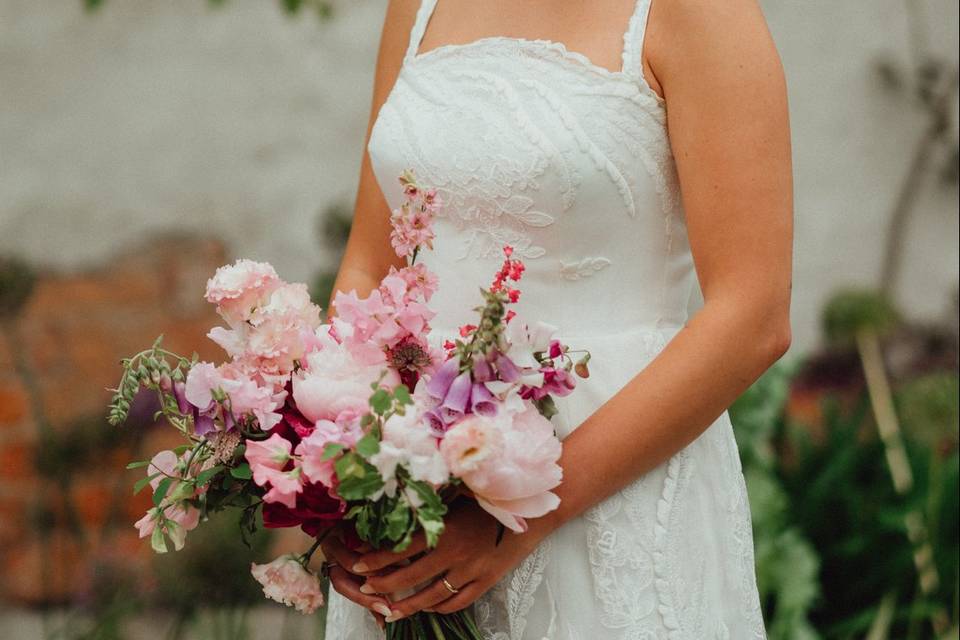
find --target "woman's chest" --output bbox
[367,47,679,261]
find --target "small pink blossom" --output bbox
[134,503,201,552]
[251,555,324,614]
[296,413,363,487]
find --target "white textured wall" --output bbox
[1,0,957,354]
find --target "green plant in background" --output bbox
[730,361,822,640]
[153,510,276,640]
[729,286,959,640]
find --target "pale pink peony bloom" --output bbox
[250,555,324,614]
[292,332,399,424]
[440,406,562,532]
[205,259,281,327]
[369,408,448,498]
[245,433,304,508]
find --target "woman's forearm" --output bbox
[533,297,790,538]
[327,264,385,313]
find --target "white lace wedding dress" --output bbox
[327,0,768,638]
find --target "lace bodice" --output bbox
[367,0,696,341]
[327,1,768,638]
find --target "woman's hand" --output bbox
[320,537,393,629]
[351,499,548,621]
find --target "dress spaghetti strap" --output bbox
[621,0,654,77]
[405,0,440,63]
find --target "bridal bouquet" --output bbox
[108,170,590,639]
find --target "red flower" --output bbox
[262,481,346,537]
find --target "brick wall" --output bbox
[0,235,228,604]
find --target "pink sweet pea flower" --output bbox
[245,433,303,508]
[296,412,363,487]
[440,406,562,532]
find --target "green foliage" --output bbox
[731,358,960,639]
[332,383,447,552]
[731,362,822,639]
[153,509,273,611]
[822,289,900,344]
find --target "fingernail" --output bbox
[385,610,405,623]
[359,583,375,595]
[372,602,392,617]
[353,562,369,573]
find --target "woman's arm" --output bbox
[345,0,794,620]
[326,0,416,311]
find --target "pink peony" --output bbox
[245,433,304,508]
[251,555,324,614]
[440,406,562,532]
[291,332,399,424]
[205,259,281,327]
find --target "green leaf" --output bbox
[134,472,161,495]
[194,465,225,486]
[150,522,168,554]
[322,442,346,461]
[369,388,392,415]
[334,453,384,500]
[153,477,174,507]
[418,514,445,548]
[229,463,252,479]
[393,385,412,406]
[355,433,380,458]
[126,460,151,470]
[336,473,385,501]
[385,498,411,542]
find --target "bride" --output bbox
[321,0,792,637]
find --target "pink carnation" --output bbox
[440,406,562,532]
[205,259,281,326]
[251,555,324,614]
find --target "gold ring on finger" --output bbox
[440,577,459,594]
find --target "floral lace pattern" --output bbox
[330,0,769,637]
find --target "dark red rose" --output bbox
[262,481,346,537]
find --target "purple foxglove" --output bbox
[470,383,498,417]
